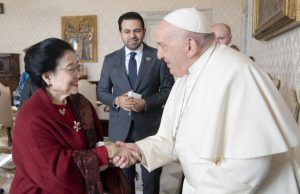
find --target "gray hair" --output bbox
[186,31,215,48]
[167,24,214,47]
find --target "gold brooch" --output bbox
[73,121,81,132]
[58,108,65,116]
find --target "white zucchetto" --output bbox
[164,8,212,34]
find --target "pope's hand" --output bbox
[112,141,142,168]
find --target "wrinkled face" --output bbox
[120,19,145,50]
[212,25,231,45]
[47,51,81,100]
[155,21,188,77]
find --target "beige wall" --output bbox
[0,0,242,81]
[2,0,299,122]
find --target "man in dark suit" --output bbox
[97,12,174,194]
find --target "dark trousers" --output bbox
[179,174,184,194]
[123,164,162,194]
[124,121,162,194]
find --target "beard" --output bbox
[124,39,143,50]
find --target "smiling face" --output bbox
[120,19,145,50]
[44,50,80,103]
[155,21,189,77]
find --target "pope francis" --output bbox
[113,7,300,194]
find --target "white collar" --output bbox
[188,43,217,74]
[125,44,144,57]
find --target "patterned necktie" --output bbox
[128,52,137,88]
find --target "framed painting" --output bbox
[284,88,300,122]
[291,89,300,122]
[61,15,97,63]
[252,0,300,40]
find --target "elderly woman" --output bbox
[10,38,131,194]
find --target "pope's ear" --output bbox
[186,38,198,57]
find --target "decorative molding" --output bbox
[141,9,212,48]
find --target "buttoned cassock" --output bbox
[136,44,300,194]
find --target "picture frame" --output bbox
[291,89,300,122]
[267,73,281,89]
[61,15,97,63]
[252,0,300,40]
[0,3,4,14]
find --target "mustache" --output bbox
[129,38,139,41]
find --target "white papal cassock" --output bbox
[136,44,300,194]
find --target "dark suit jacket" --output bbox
[97,43,174,141]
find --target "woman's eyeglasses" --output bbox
[57,64,83,74]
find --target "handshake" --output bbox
[106,141,142,168]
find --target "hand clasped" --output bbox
[112,141,142,168]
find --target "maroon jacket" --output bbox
[10,89,107,194]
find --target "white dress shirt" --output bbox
[125,44,143,75]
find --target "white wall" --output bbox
[247,0,300,112]
[0,0,242,81]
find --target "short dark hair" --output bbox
[24,38,74,88]
[118,12,145,31]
